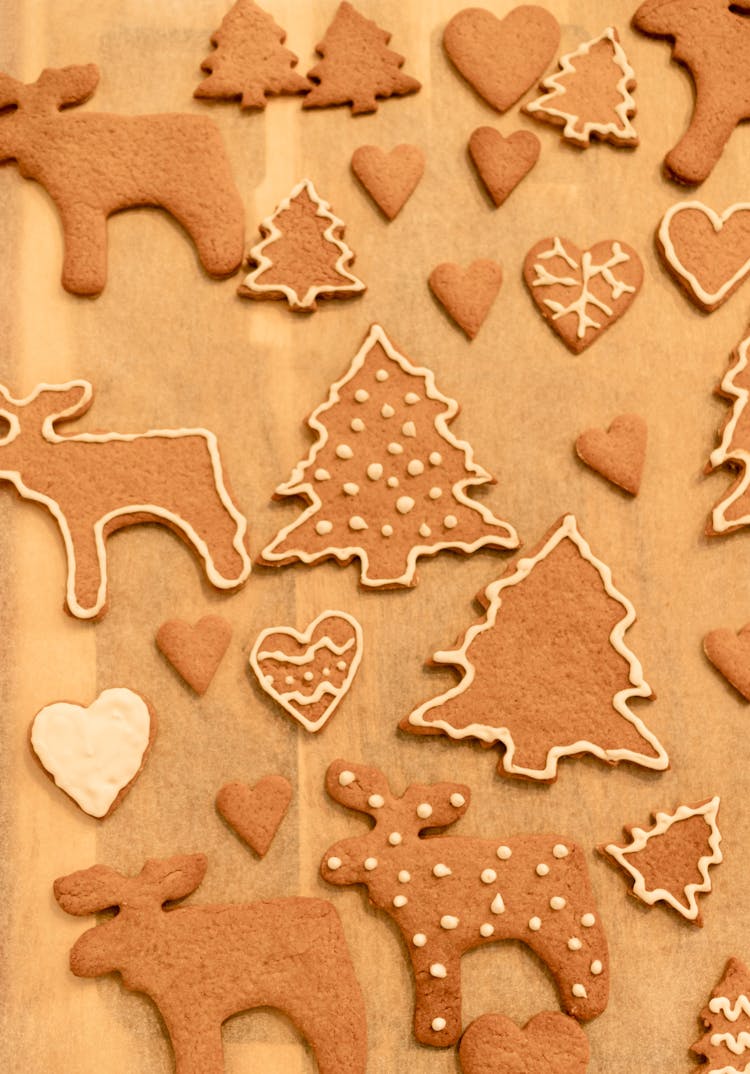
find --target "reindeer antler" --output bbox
[400,779,471,832]
[136,854,207,904]
[325,760,393,815]
[54,864,128,915]
[0,72,22,110]
[35,64,100,109]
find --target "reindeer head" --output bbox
[321,760,470,887]
[0,381,92,447]
[0,65,99,160]
[634,0,735,33]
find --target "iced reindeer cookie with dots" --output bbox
[692,958,750,1073]
[258,324,519,587]
[321,760,609,1048]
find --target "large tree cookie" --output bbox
[691,958,750,1073]
[707,328,750,535]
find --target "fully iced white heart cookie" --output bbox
[30,687,154,818]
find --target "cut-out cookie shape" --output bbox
[524,236,643,353]
[249,611,363,732]
[351,144,424,220]
[30,688,154,818]
[194,0,310,109]
[525,27,637,147]
[55,854,367,1074]
[216,774,292,856]
[600,797,722,925]
[156,615,232,695]
[238,179,365,311]
[468,127,540,208]
[258,324,519,587]
[0,64,244,296]
[0,381,251,619]
[707,328,750,536]
[575,414,647,495]
[401,515,669,782]
[304,1,420,114]
[633,0,750,184]
[459,1012,590,1074]
[443,6,560,112]
[321,760,609,1047]
[428,260,503,340]
[657,202,750,312]
[691,958,750,1073]
[704,623,750,700]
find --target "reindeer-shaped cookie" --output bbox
[0,64,244,294]
[321,760,609,1047]
[633,0,750,183]
[54,853,367,1074]
[0,381,251,618]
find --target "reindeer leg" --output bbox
[665,92,741,184]
[56,202,109,296]
[162,1015,224,1074]
[63,521,107,618]
[410,950,462,1047]
[164,191,243,279]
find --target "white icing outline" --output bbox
[249,610,363,732]
[658,202,750,309]
[240,178,365,309]
[0,381,251,619]
[603,796,722,920]
[260,324,519,586]
[404,514,669,780]
[708,332,750,533]
[526,27,638,146]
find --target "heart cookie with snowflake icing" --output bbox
[524,237,643,353]
[250,611,363,732]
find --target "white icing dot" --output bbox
[429,452,442,465]
[388,832,402,846]
[528,917,542,931]
[481,869,497,884]
[382,524,393,537]
[368,794,385,808]
[417,803,433,819]
[553,844,569,859]
[398,870,411,883]
[343,482,359,495]
[591,960,603,976]
[581,913,596,928]
[433,863,452,878]
[336,661,346,671]
[265,674,274,685]
[440,915,459,930]
[568,937,582,951]
[405,392,420,405]
[364,857,378,871]
[336,444,353,459]
[431,1017,446,1032]
[387,476,399,488]
[430,963,447,979]
[572,984,588,999]
[419,524,431,538]
[396,496,415,514]
[402,421,417,437]
[480,923,494,937]
[322,667,330,676]
[407,459,424,476]
[314,468,331,481]
[327,857,342,870]
[496,846,512,860]
[536,863,550,877]
[450,793,465,807]
[387,442,403,455]
[375,369,389,381]
[550,896,566,911]
[429,487,442,499]
[349,516,367,530]
[284,675,294,685]
[412,933,426,947]
[303,671,314,682]
[350,418,365,432]
[354,389,369,403]
[367,463,383,480]
[443,515,458,529]
[393,895,408,908]
[338,771,356,787]
[316,520,333,535]
[491,893,505,914]
[381,403,395,418]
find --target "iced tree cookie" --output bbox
[691,958,750,1073]
[707,328,750,535]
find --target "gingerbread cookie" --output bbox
[524,236,643,353]
[633,0,750,184]
[194,0,310,109]
[704,623,750,700]
[691,958,750,1073]
[30,688,154,818]
[402,515,669,782]
[657,201,750,312]
[55,854,367,1073]
[468,127,540,208]
[216,774,292,856]
[525,28,638,147]
[443,6,560,112]
[707,328,750,535]
[304,2,420,114]
[258,324,520,587]
[249,611,363,732]
[600,797,722,925]
[459,1012,590,1074]
[321,760,609,1047]
[238,179,365,311]
[428,259,503,339]
[351,144,424,220]
[0,64,244,295]
[575,414,647,495]
[0,381,251,619]
[156,614,232,695]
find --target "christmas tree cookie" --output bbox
[692,958,750,1073]
[259,324,519,587]
[708,328,750,535]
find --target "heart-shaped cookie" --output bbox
[216,774,292,856]
[658,202,750,312]
[704,624,750,700]
[156,614,232,695]
[250,611,363,732]
[459,1011,589,1074]
[576,414,647,495]
[428,259,503,339]
[469,127,540,207]
[351,144,424,220]
[444,6,560,112]
[30,688,154,818]
[524,236,643,353]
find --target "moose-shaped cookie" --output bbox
[633,0,750,184]
[321,760,609,1047]
[0,381,251,618]
[0,64,244,294]
[54,853,367,1074]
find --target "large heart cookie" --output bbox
[576,414,647,495]
[250,611,363,732]
[524,236,643,353]
[156,614,232,695]
[30,688,154,818]
[459,1011,589,1074]
[658,202,750,312]
[429,259,503,339]
[351,144,425,220]
[216,774,292,857]
[704,624,750,700]
[469,127,540,207]
[444,6,560,112]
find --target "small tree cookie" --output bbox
[708,328,750,535]
[692,958,750,1072]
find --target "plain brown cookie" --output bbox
[691,958,750,1072]
[351,144,425,219]
[575,414,647,495]
[216,775,293,856]
[704,624,750,700]
[428,259,503,339]
[459,1012,590,1074]
[468,127,540,207]
[156,614,232,695]
[443,6,560,112]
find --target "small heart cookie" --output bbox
[250,611,363,732]
[216,775,292,856]
[351,144,424,220]
[459,1011,589,1074]
[469,127,540,207]
[575,414,647,495]
[30,688,154,818]
[156,614,232,695]
[658,202,750,312]
[428,259,503,339]
[704,625,750,700]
